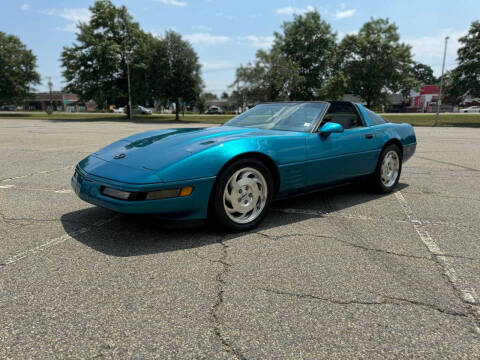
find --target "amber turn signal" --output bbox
[179,186,193,197]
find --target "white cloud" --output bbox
[238,35,274,49]
[183,33,231,46]
[192,25,212,31]
[405,29,466,75]
[334,8,356,19]
[20,4,30,11]
[57,23,78,33]
[42,8,91,32]
[202,60,236,72]
[216,12,234,20]
[158,0,187,7]
[58,8,91,23]
[276,5,314,15]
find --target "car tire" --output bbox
[210,158,273,231]
[371,144,402,193]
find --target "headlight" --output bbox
[101,187,131,200]
[101,186,194,201]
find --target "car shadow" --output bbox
[60,182,409,257]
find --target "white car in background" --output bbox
[133,105,153,115]
[461,106,480,113]
[112,107,125,113]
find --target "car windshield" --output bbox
[225,102,327,132]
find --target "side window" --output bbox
[323,103,362,130]
[366,109,388,125]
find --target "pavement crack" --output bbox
[259,287,469,318]
[415,155,479,172]
[378,294,469,318]
[256,231,434,261]
[210,236,246,360]
[402,190,480,203]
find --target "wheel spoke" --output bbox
[380,150,400,187]
[223,166,268,225]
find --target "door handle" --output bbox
[365,134,373,139]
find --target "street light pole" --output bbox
[435,36,449,126]
[126,60,132,121]
[47,76,53,115]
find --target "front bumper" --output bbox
[71,168,215,220]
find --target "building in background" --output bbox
[25,92,97,112]
[409,85,440,112]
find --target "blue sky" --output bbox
[2,0,479,95]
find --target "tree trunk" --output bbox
[175,98,180,121]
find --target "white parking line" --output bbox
[394,191,478,305]
[0,166,73,183]
[0,184,15,189]
[2,216,117,266]
[0,185,73,194]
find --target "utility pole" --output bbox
[126,60,133,121]
[435,36,449,126]
[47,77,53,114]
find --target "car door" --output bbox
[306,102,380,187]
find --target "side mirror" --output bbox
[319,122,344,136]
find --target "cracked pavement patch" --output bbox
[1,120,480,358]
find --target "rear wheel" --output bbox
[211,158,273,231]
[372,144,402,193]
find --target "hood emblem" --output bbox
[114,153,126,159]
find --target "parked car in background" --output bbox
[112,107,125,114]
[0,105,16,111]
[133,105,153,115]
[461,106,480,113]
[205,106,224,115]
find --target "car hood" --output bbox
[92,126,283,173]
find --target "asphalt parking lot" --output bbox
[1,118,479,359]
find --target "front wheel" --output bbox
[211,159,273,231]
[371,144,402,193]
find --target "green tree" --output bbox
[221,91,229,99]
[272,10,337,100]
[144,34,168,110]
[339,18,415,108]
[150,31,203,121]
[442,70,464,105]
[203,92,218,100]
[195,94,208,113]
[231,49,304,102]
[451,21,480,99]
[61,0,146,112]
[321,73,349,100]
[0,32,40,106]
[411,63,436,84]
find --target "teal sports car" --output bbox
[72,101,416,230]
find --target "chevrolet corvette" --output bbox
[72,101,416,230]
